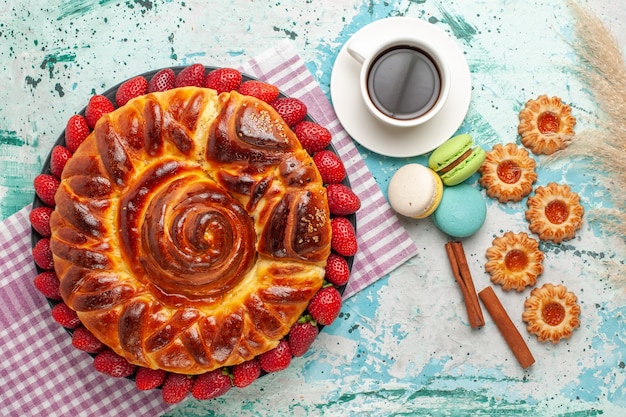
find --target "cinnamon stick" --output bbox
[444,241,484,328]
[478,286,535,369]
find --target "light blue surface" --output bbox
[1,0,625,416]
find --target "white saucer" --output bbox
[330,17,472,158]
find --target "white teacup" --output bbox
[347,34,450,128]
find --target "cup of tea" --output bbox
[347,32,450,128]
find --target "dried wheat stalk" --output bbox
[557,1,626,283]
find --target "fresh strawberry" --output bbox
[205,67,242,94]
[162,373,194,404]
[32,238,54,270]
[258,340,292,373]
[115,75,148,107]
[330,217,358,257]
[30,206,53,237]
[148,68,176,93]
[71,326,104,353]
[231,358,262,388]
[93,349,136,378]
[313,150,346,184]
[84,95,115,129]
[326,183,361,216]
[135,367,167,390]
[270,97,307,127]
[64,114,91,153]
[34,174,60,207]
[49,145,72,179]
[324,253,350,286]
[33,270,61,300]
[288,320,319,357]
[192,369,232,400]
[294,121,332,153]
[238,80,280,103]
[51,302,81,328]
[308,286,342,326]
[175,63,205,88]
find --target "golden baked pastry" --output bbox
[522,283,581,343]
[485,231,544,292]
[49,87,331,374]
[518,95,576,155]
[478,143,537,203]
[525,182,584,243]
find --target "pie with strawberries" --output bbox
[30,66,359,401]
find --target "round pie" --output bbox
[478,143,537,203]
[525,182,584,243]
[49,87,332,374]
[522,283,581,343]
[485,231,544,291]
[518,95,576,155]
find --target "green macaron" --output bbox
[428,134,486,186]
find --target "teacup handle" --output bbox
[346,38,371,65]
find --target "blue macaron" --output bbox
[432,184,486,238]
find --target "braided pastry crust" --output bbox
[49,88,331,374]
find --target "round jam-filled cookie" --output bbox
[525,182,584,243]
[479,143,537,203]
[518,95,576,155]
[388,164,443,219]
[428,134,486,186]
[433,184,486,238]
[485,231,544,292]
[522,283,581,343]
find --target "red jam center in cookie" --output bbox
[542,302,566,326]
[497,160,522,184]
[504,249,528,272]
[537,111,560,134]
[545,200,569,224]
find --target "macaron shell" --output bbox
[388,164,443,219]
[433,184,486,238]
[428,133,473,172]
[440,146,487,186]
[419,175,443,218]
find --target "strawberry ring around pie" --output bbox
[30,66,358,401]
[522,283,581,343]
[478,143,537,203]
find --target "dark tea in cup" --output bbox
[366,46,441,120]
[347,33,450,128]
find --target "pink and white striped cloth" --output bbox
[0,40,417,416]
